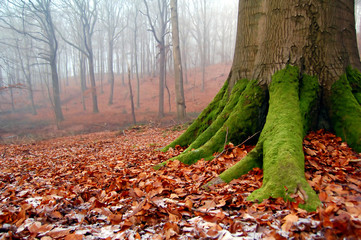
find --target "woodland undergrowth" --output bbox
[0,126,360,239]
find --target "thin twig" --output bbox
[349,159,361,163]
[214,131,260,159]
[223,126,229,148]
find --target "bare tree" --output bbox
[60,0,99,113]
[142,0,170,118]
[128,63,136,125]
[131,3,141,108]
[100,0,126,105]
[189,0,211,91]
[170,0,186,120]
[0,0,64,122]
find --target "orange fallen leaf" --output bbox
[64,233,83,240]
[281,214,298,232]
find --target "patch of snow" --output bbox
[25,197,42,208]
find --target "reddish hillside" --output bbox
[0,63,231,140]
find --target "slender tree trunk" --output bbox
[9,75,15,112]
[26,59,37,115]
[50,57,64,122]
[108,39,115,105]
[128,64,136,125]
[100,45,104,94]
[134,19,140,108]
[80,54,87,111]
[159,44,166,117]
[170,0,186,120]
[88,50,99,113]
[164,57,171,113]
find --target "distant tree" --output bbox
[188,0,211,91]
[100,0,126,105]
[128,63,136,125]
[143,0,169,118]
[61,0,99,113]
[170,0,186,120]
[0,0,64,122]
[128,1,142,108]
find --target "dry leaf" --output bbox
[281,214,298,232]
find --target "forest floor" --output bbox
[0,125,360,239]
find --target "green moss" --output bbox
[354,93,361,105]
[299,74,319,134]
[346,66,361,105]
[346,66,361,91]
[218,143,263,183]
[330,74,361,152]
[164,80,265,165]
[184,79,249,152]
[161,80,230,152]
[247,65,320,212]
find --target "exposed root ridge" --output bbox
[156,80,265,167]
[330,69,361,152]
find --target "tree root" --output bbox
[330,71,361,152]
[161,80,230,152]
[205,66,321,211]
[159,65,360,211]
[156,80,265,167]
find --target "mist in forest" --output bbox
[0,0,360,139]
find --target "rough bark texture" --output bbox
[160,0,361,211]
[230,0,361,88]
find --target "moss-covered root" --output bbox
[247,66,321,212]
[156,80,265,168]
[299,74,319,133]
[346,66,361,105]
[329,74,361,152]
[183,79,249,152]
[161,80,230,152]
[218,143,263,182]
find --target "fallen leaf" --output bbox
[281,214,299,232]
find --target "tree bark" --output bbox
[88,50,99,113]
[170,0,186,120]
[50,57,64,122]
[79,54,87,111]
[159,0,361,212]
[128,64,136,125]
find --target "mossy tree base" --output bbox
[160,65,361,212]
[246,66,320,211]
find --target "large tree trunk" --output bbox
[159,0,361,211]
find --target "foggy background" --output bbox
[0,0,360,140]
